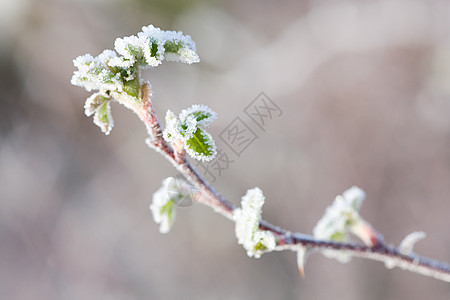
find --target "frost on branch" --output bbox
[233,188,276,258]
[399,231,426,255]
[71,25,200,135]
[313,186,376,263]
[163,105,217,161]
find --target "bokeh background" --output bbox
[1,0,450,299]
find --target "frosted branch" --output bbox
[71,24,450,284]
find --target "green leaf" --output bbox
[93,101,114,135]
[190,110,214,126]
[184,127,216,161]
[164,40,183,53]
[160,200,174,226]
[254,241,268,252]
[330,231,345,242]
[123,75,140,98]
[150,41,158,57]
[84,93,109,116]
[179,104,217,127]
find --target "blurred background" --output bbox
[1,0,450,299]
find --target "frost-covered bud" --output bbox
[150,177,179,233]
[163,105,217,162]
[150,176,201,233]
[313,186,370,262]
[342,185,366,210]
[233,188,276,258]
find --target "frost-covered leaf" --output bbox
[184,128,217,162]
[163,105,218,161]
[71,50,124,93]
[139,25,200,65]
[111,25,200,71]
[84,93,110,117]
[163,110,181,142]
[93,101,114,135]
[233,188,276,258]
[113,34,161,68]
[179,104,217,127]
[179,115,197,141]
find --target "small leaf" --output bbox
[93,101,114,135]
[179,104,217,127]
[84,93,109,116]
[163,110,182,142]
[184,128,216,161]
[123,75,140,98]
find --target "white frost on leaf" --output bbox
[139,25,200,65]
[233,188,276,258]
[111,25,200,69]
[71,50,124,94]
[150,177,180,234]
[163,105,217,161]
[84,93,110,117]
[179,104,218,127]
[184,128,217,162]
[313,186,367,263]
[163,110,182,142]
[92,100,114,135]
[399,231,426,255]
[71,25,200,135]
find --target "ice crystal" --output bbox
[313,186,367,262]
[233,188,276,258]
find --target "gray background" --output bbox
[1,0,450,299]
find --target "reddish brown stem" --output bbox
[137,83,450,283]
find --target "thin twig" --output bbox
[138,84,450,283]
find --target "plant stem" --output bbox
[138,83,450,283]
